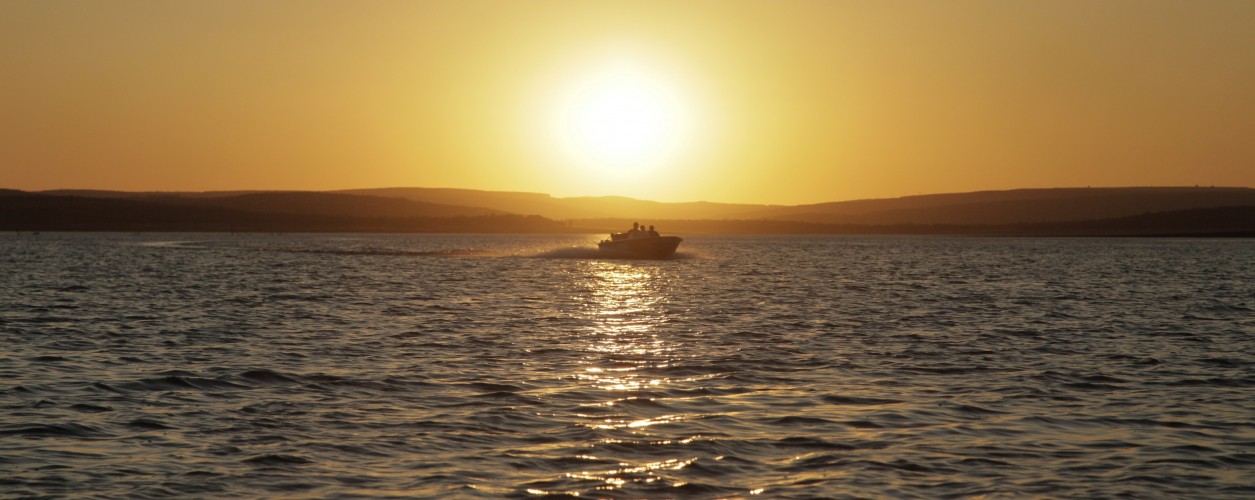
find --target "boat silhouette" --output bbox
[597,234,682,259]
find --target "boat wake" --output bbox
[271,248,495,257]
[532,247,699,260]
[137,236,696,260]
[532,247,603,259]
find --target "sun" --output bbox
[554,63,689,178]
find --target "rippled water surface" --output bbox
[2,233,1253,498]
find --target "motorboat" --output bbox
[598,233,682,259]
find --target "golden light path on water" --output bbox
[526,262,760,496]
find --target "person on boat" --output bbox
[628,222,644,239]
[648,225,660,238]
[610,223,638,241]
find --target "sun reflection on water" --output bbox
[578,262,675,383]
[558,261,709,494]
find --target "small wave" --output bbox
[0,423,111,438]
[774,437,860,450]
[787,453,854,470]
[1218,454,1255,466]
[1064,382,1123,391]
[609,397,671,409]
[958,457,1014,467]
[238,369,303,386]
[1190,302,1253,313]
[126,418,175,430]
[770,416,836,425]
[823,395,903,406]
[465,382,528,392]
[1083,417,1208,429]
[139,241,206,249]
[864,459,941,473]
[69,403,113,413]
[473,391,544,405]
[1186,376,1255,390]
[242,454,313,466]
[900,364,996,375]
[1198,357,1250,368]
[118,375,249,392]
[88,382,128,394]
[947,403,1004,415]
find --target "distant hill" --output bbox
[338,186,1255,226]
[41,189,266,199]
[579,205,1254,237]
[0,191,567,233]
[3,186,1253,236]
[337,187,768,220]
[745,187,1255,225]
[156,192,501,218]
[336,188,573,217]
[1022,205,1255,237]
[38,190,499,218]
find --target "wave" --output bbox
[822,395,904,406]
[237,369,304,386]
[0,423,112,438]
[116,375,249,392]
[242,454,314,466]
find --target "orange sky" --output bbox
[2,1,1253,205]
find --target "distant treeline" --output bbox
[3,191,1253,236]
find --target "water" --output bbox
[2,233,1253,498]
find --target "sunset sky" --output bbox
[3,1,1253,205]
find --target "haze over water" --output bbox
[2,233,1253,498]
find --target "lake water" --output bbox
[2,233,1253,498]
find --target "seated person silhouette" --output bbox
[628,222,643,239]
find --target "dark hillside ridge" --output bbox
[337,186,1254,223]
[753,187,1255,225]
[41,189,269,199]
[0,192,570,233]
[337,187,764,220]
[149,192,501,218]
[40,190,496,218]
[4,186,1253,235]
[577,206,1255,237]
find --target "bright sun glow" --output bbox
[554,63,690,178]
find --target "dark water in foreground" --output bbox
[2,233,1253,498]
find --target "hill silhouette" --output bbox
[40,190,498,218]
[0,192,566,233]
[337,187,764,220]
[579,206,1255,237]
[2,186,1253,236]
[746,187,1255,225]
[337,186,1255,225]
